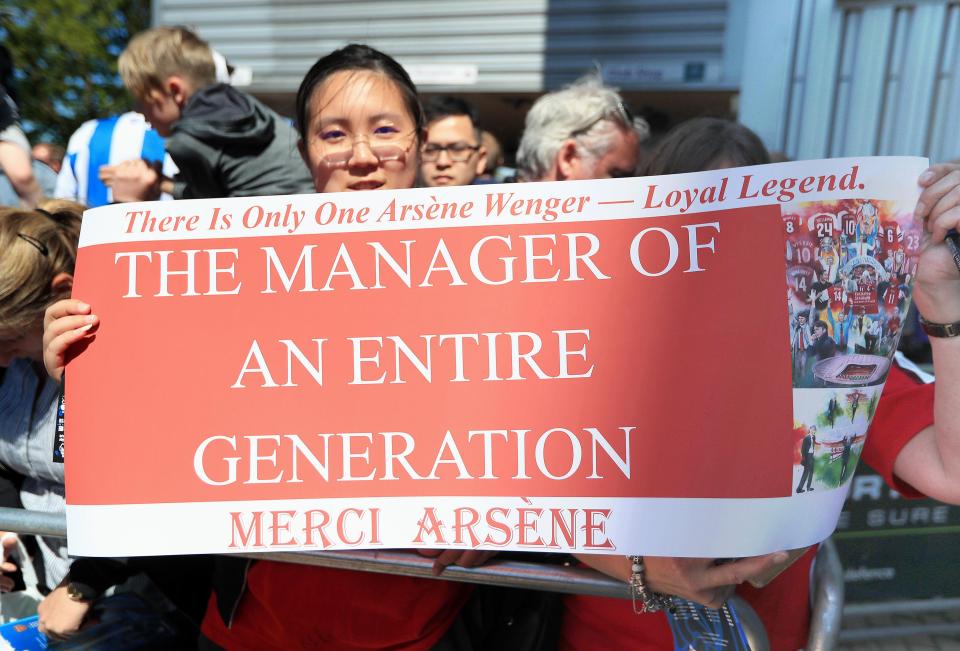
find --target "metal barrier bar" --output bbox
[732,595,771,651]
[0,506,69,538]
[245,548,629,598]
[0,506,774,648]
[0,507,632,598]
[807,539,845,651]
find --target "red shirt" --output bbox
[882,286,903,313]
[202,561,472,651]
[560,364,934,651]
[879,223,904,253]
[841,213,858,240]
[782,214,802,238]
[787,239,817,266]
[826,285,847,312]
[808,213,837,240]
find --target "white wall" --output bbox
[739,0,960,163]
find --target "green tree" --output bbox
[0,0,150,145]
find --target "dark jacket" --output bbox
[806,334,837,361]
[167,84,313,199]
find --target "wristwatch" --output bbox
[919,315,960,338]
[66,581,98,602]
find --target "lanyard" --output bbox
[665,597,752,650]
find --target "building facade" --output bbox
[154,0,959,161]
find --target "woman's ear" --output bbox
[50,272,73,294]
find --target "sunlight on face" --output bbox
[585,126,639,180]
[136,88,180,137]
[302,70,419,193]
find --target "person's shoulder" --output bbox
[164,129,215,160]
[187,83,256,110]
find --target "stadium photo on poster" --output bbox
[783,199,921,389]
[792,386,881,494]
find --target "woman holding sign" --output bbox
[41,80,960,651]
[561,118,960,650]
[41,45,497,651]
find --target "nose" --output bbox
[348,138,379,169]
[434,148,452,167]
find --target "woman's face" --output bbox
[302,69,419,193]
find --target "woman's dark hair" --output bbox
[642,117,770,175]
[295,43,423,142]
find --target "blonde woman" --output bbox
[0,202,82,595]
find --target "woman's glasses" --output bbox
[318,131,417,169]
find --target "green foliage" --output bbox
[815,448,862,488]
[816,395,844,429]
[0,0,150,144]
[866,391,880,421]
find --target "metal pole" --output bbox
[730,595,771,651]
[0,507,633,597]
[806,539,845,651]
[243,549,632,598]
[0,505,771,645]
[0,506,66,537]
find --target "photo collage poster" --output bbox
[784,199,922,495]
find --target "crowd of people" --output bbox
[2,24,960,651]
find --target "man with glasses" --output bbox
[420,96,487,187]
[516,76,648,182]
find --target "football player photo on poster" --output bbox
[791,386,881,493]
[784,199,920,390]
[784,198,920,495]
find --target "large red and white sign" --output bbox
[65,156,926,557]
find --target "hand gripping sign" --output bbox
[64,156,926,557]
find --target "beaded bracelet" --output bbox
[628,556,675,614]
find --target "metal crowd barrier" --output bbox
[809,539,845,650]
[0,507,850,650]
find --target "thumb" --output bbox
[702,552,789,589]
[1,532,18,551]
